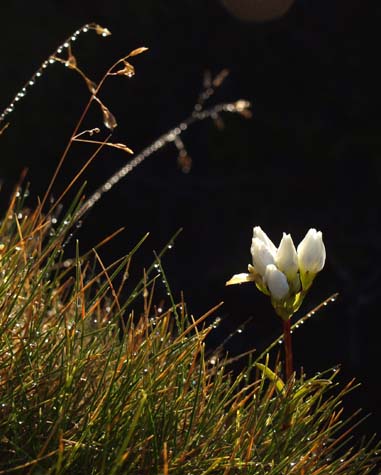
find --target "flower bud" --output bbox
[250,237,275,276]
[264,264,289,300]
[275,233,298,280]
[297,228,326,274]
[253,226,277,255]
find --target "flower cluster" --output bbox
[227,227,326,319]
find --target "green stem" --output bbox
[282,318,293,381]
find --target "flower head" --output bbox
[226,226,326,319]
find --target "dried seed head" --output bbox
[128,46,149,57]
[95,25,112,37]
[101,105,118,130]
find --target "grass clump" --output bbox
[0,187,379,474]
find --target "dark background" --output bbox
[1,1,380,436]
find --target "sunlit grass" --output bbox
[0,186,379,474]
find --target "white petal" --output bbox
[264,264,289,300]
[251,237,275,276]
[275,233,298,279]
[297,228,326,274]
[253,226,277,255]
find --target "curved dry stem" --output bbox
[77,99,251,220]
[0,23,109,127]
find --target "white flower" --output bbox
[250,237,275,276]
[297,228,326,275]
[275,233,298,280]
[227,225,326,319]
[264,264,289,300]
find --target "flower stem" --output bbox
[282,318,293,380]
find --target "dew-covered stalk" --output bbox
[282,317,293,381]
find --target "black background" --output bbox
[1,1,380,437]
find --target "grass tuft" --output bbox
[0,188,379,474]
